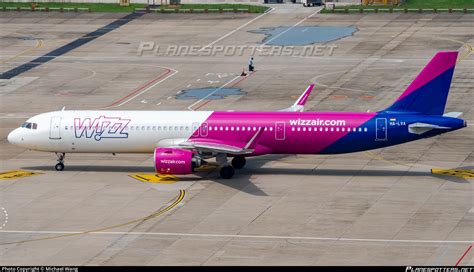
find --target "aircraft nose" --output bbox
[7,128,22,146]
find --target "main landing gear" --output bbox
[55,152,65,171]
[217,154,246,179]
[219,166,235,179]
[231,156,246,169]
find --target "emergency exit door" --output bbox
[49,116,62,139]
[376,118,387,141]
[275,121,285,140]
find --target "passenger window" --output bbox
[209,127,213,131]
[358,128,362,132]
[330,128,334,132]
[325,128,328,132]
[231,127,234,131]
[319,127,323,132]
[185,126,189,131]
[152,126,156,130]
[302,127,306,132]
[364,128,367,132]
[180,126,183,131]
[297,127,300,132]
[236,127,240,131]
[225,127,228,131]
[174,126,178,131]
[269,127,273,131]
[169,126,172,131]
[242,127,246,131]
[342,128,345,132]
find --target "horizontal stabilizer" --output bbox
[408,122,451,135]
[443,112,463,118]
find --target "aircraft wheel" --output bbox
[231,156,246,169]
[220,166,235,179]
[55,163,64,171]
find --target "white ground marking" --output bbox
[199,7,274,51]
[258,7,322,49]
[0,207,8,230]
[101,67,178,109]
[0,230,472,244]
[187,75,241,111]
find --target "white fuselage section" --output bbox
[8,111,212,153]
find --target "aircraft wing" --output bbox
[178,128,264,155]
[279,84,314,112]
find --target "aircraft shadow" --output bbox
[25,165,156,173]
[23,156,468,198]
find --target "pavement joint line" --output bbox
[187,75,241,111]
[0,190,185,245]
[193,71,257,110]
[258,7,322,49]
[0,12,144,79]
[101,67,178,109]
[0,230,472,244]
[199,7,274,51]
[0,39,43,65]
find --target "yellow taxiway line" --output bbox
[0,189,185,245]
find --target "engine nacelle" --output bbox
[154,148,202,175]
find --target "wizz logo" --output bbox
[74,116,131,141]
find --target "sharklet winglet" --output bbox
[280,84,315,112]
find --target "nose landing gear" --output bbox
[55,152,65,171]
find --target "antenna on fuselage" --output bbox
[61,106,66,111]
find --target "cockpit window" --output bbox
[20,122,37,130]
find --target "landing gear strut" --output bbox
[231,156,246,169]
[55,152,65,171]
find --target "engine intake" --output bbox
[154,148,202,175]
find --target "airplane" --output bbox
[7,51,467,179]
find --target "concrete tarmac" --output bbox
[0,5,473,265]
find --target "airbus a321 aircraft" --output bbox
[8,51,467,179]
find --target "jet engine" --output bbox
[154,148,202,175]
